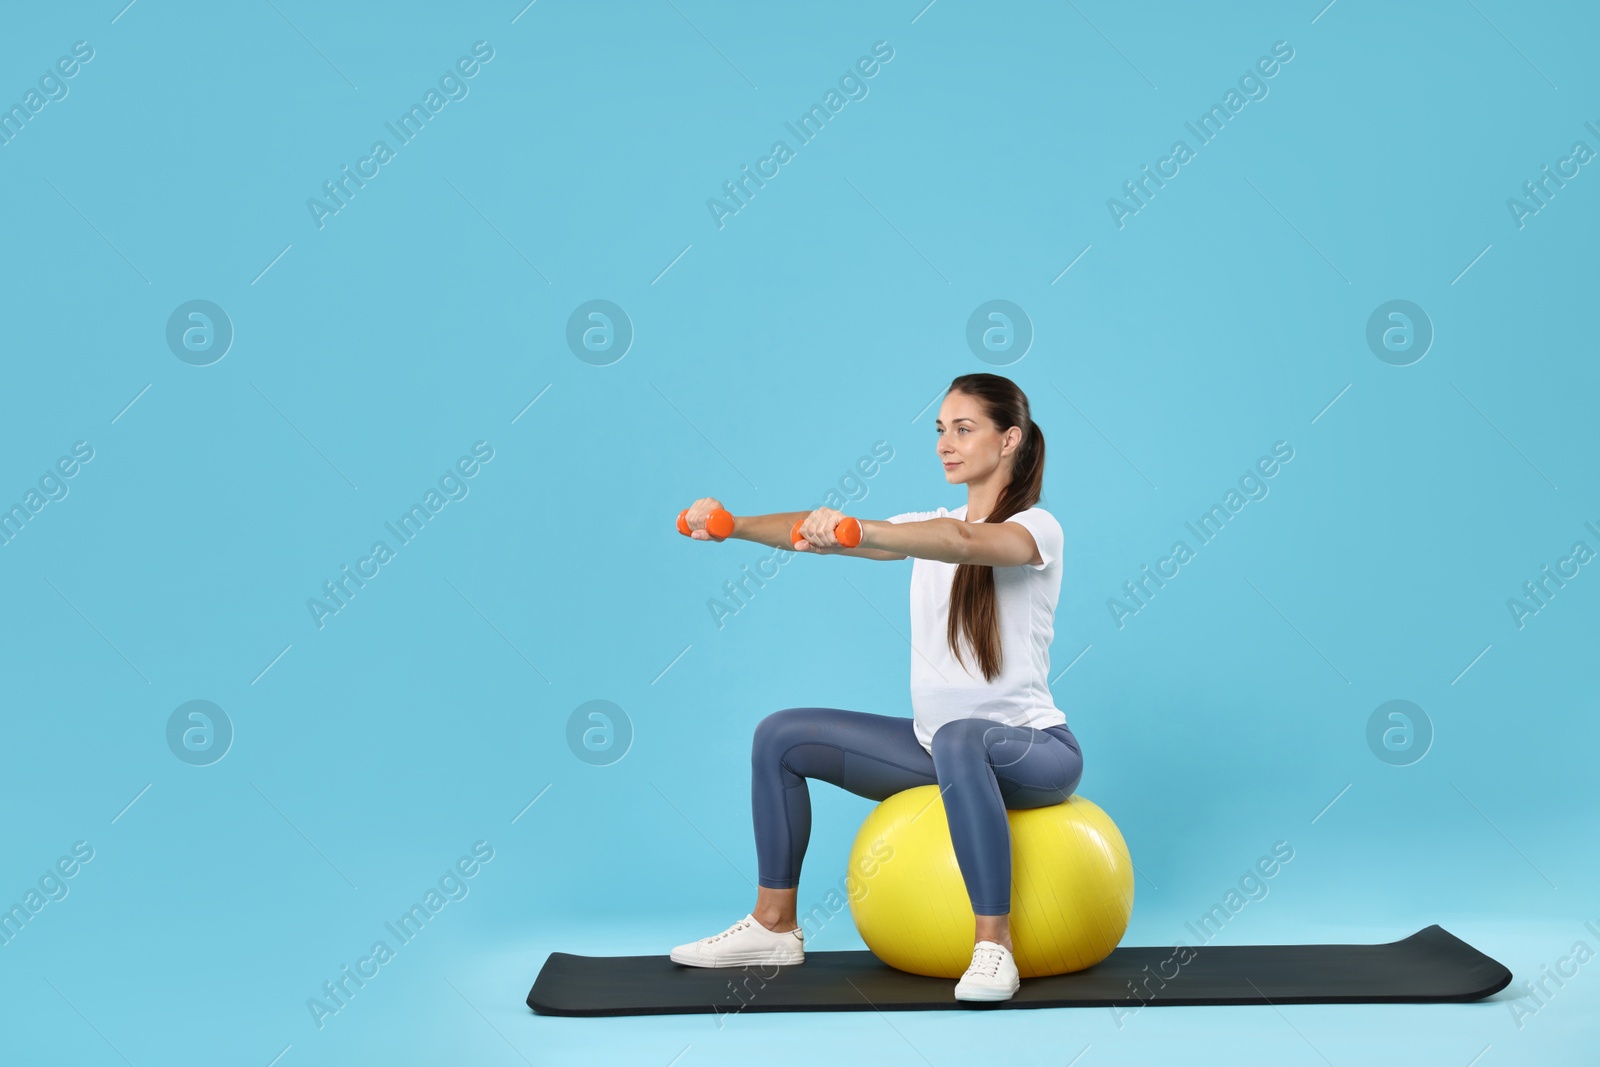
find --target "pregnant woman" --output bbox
[670,372,1082,1002]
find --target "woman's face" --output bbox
[935,392,1019,485]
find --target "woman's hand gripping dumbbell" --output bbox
[677,498,735,541]
[789,508,861,552]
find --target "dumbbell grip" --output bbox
[677,508,735,541]
[791,516,862,549]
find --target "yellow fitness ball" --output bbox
[846,785,1134,979]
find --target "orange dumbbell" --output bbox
[790,515,862,548]
[677,507,735,541]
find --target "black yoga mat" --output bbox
[527,925,1510,1016]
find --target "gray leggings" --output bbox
[751,707,1083,916]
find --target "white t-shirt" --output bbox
[885,504,1067,753]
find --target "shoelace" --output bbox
[968,944,1006,977]
[706,918,754,943]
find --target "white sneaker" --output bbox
[669,914,805,968]
[954,940,1020,1002]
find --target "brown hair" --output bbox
[945,373,1046,682]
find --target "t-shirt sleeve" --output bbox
[886,508,945,524]
[1003,508,1063,571]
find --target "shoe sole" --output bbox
[669,949,805,968]
[954,982,1020,1002]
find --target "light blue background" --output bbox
[1,1,1596,1064]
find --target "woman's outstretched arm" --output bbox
[853,517,968,564]
[788,509,960,562]
[791,512,970,563]
[860,517,1042,567]
[819,516,1038,566]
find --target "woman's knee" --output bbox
[752,707,818,765]
[929,717,993,764]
